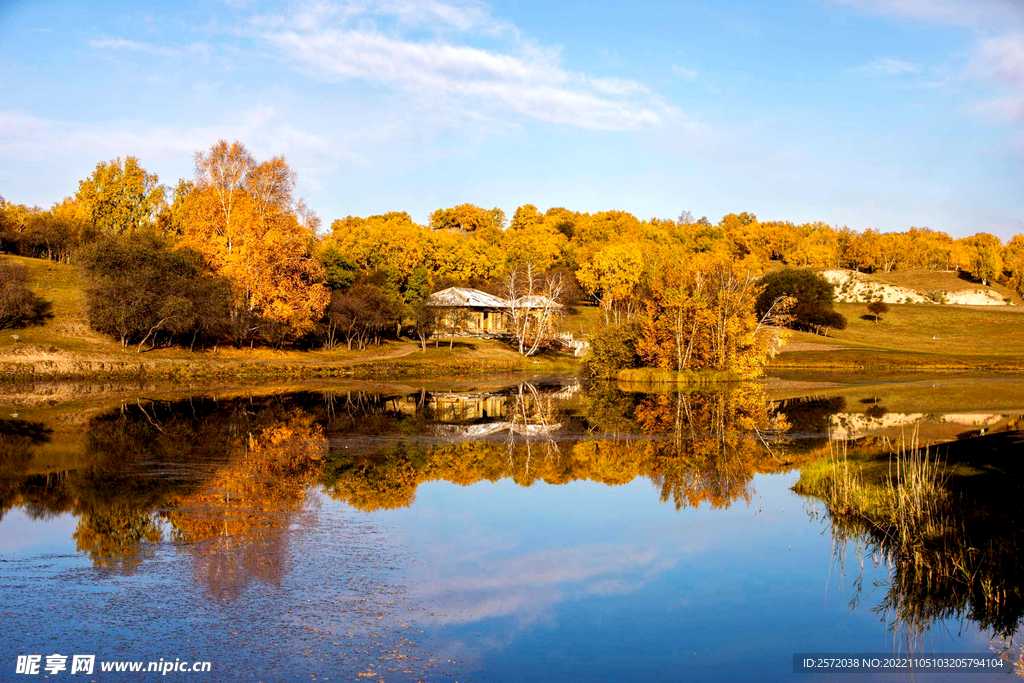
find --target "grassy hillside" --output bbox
[562,303,605,337]
[775,301,1024,370]
[0,254,578,380]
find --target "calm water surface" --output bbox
[1,376,1022,681]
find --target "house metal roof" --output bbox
[426,287,563,310]
[427,287,508,309]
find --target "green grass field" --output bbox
[775,301,1024,369]
[562,303,605,337]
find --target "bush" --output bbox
[83,234,231,350]
[756,269,847,334]
[318,284,399,350]
[0,261,52,331]
[583,324,641,378]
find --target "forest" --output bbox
[2,140,1022,377]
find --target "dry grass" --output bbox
[796,429,1024,640]
[775,301,1024,369]
[796,430,951,538]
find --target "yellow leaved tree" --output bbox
[180,140,328,343]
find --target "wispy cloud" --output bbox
[839,0,1024,132]
[850,57,921,76]
[254,1,676,131]
[671,64,698,80]
[87,37,211,61]
[81,1,679,134]
[834,0,1024,29]
[253,0,515,37]
[974,34,1024,86]
[968,34,1024,122]
[0,107,336,161]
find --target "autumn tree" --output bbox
[636,257,789,376]
[867,299,889,322]
[959,233,1004,286]
[509,204,543,231]
[577,242,646,324]
[0,199,84,262]
[582,324,642,378]
[503,207,567,271]
[1003,235,1024,299]
[429,204,505,236]
[501,263,566,356]
[7,201,83,263]
[75,156,164,237]
[181,140,328,344]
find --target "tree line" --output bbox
[1,141,1022,366]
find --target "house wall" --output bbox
[437,308,508,335]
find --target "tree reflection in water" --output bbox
[2,381,1021,658]
[320,382,796,511]
[1,396,325,584]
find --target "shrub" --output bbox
[83,234,231,350]
[583,324,641,378]
[0,261,52,331]
[318,284,399,351]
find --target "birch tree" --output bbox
[502,262,565,356]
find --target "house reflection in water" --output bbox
[406,384,570,438]
[430,392,509,423]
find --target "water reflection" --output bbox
[2,383,807,564]
[2,396,324,587]
[2,380,1022,679]
[321,382,800,512]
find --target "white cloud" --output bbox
[255,2,675,131]
[671,64,698,80]
[0,107,335,162]
[834,0,1024,29]
[850,57,921,76]
[838,1,1024,131]
[974,34,1024,86]
[87,37,211,61]
[250,0,513,37]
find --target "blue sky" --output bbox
[0,0,1022,237]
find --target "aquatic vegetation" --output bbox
[796,430,1024,641]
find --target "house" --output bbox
[425,286,562,336]
[426,287,510,334]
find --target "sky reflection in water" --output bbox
[1,378,1021,681]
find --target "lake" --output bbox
[2,375,1023,681]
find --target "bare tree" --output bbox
[410,300,436,351]
[501,263,565,356]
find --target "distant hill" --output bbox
[821,268,1020,306]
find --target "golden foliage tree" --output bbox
[74,156,163,237]
[181,140,328,340]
